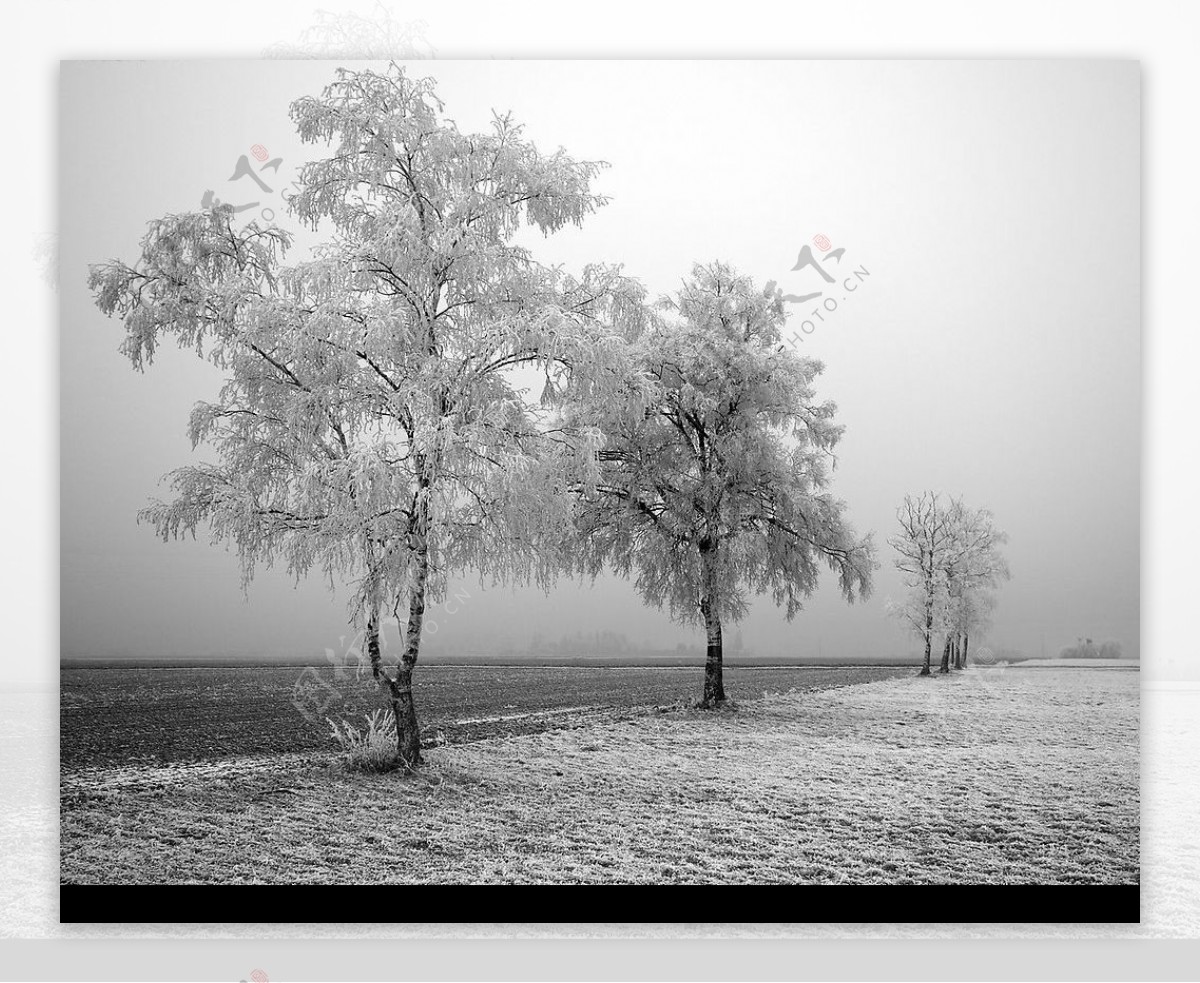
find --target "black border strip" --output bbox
[60,884,1139,924]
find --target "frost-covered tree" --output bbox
[888,492,957,675]
[885,582,952,671]
[889,493,1008,675]
[940,502,1008,671]
[949,586,997,669]
[89,65,637,767]
[565,263,876,707]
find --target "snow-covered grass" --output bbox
[326,709,399,772]
[1007,658,1140,669]
[59,668,1137,885]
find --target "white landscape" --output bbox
[57,59,1140,899]
[60,666,1137,885]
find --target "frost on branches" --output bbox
[887,492,1009,676]
[89,65,642,766]
[563,263,877,707]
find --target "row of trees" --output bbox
[90,64,876,767]
[887,492,1009,675]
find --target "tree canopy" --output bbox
[888,492,1008,674]
[563,262,876,704]
[90,64,643,764]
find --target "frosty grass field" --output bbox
[60,664,1138,885]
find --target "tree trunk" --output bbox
[700,601,725,706]
[389,665,421,768]
[952,633,962,670]
[920,601,933,676]
[388,496,431,768]
[962,632,970,668]
[393,560,428,766]
[939,635,952,673]
[362,580,423,769]
[699,544,726,706]
[367,608,383,679]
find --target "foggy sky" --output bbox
[59,60,1140,662]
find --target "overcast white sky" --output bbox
[60,59,1139,663]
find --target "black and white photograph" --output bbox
[57,58,1139,913]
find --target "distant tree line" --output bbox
[529,630,634,657]
[1060,638,1124,660]
[497,629,749,659]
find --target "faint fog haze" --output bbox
[59,60,1140,666]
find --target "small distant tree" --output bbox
[940,500,1008,671]
[89,64,637,767]
[1061,639,1123,660]
[565,263,876,706]
[949,585,997,669]
[888,492,957,675]
[889,493,1008,675]
[886,582,951,671]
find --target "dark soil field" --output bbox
[61,664,914,768]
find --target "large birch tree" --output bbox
[89,64,637,767]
